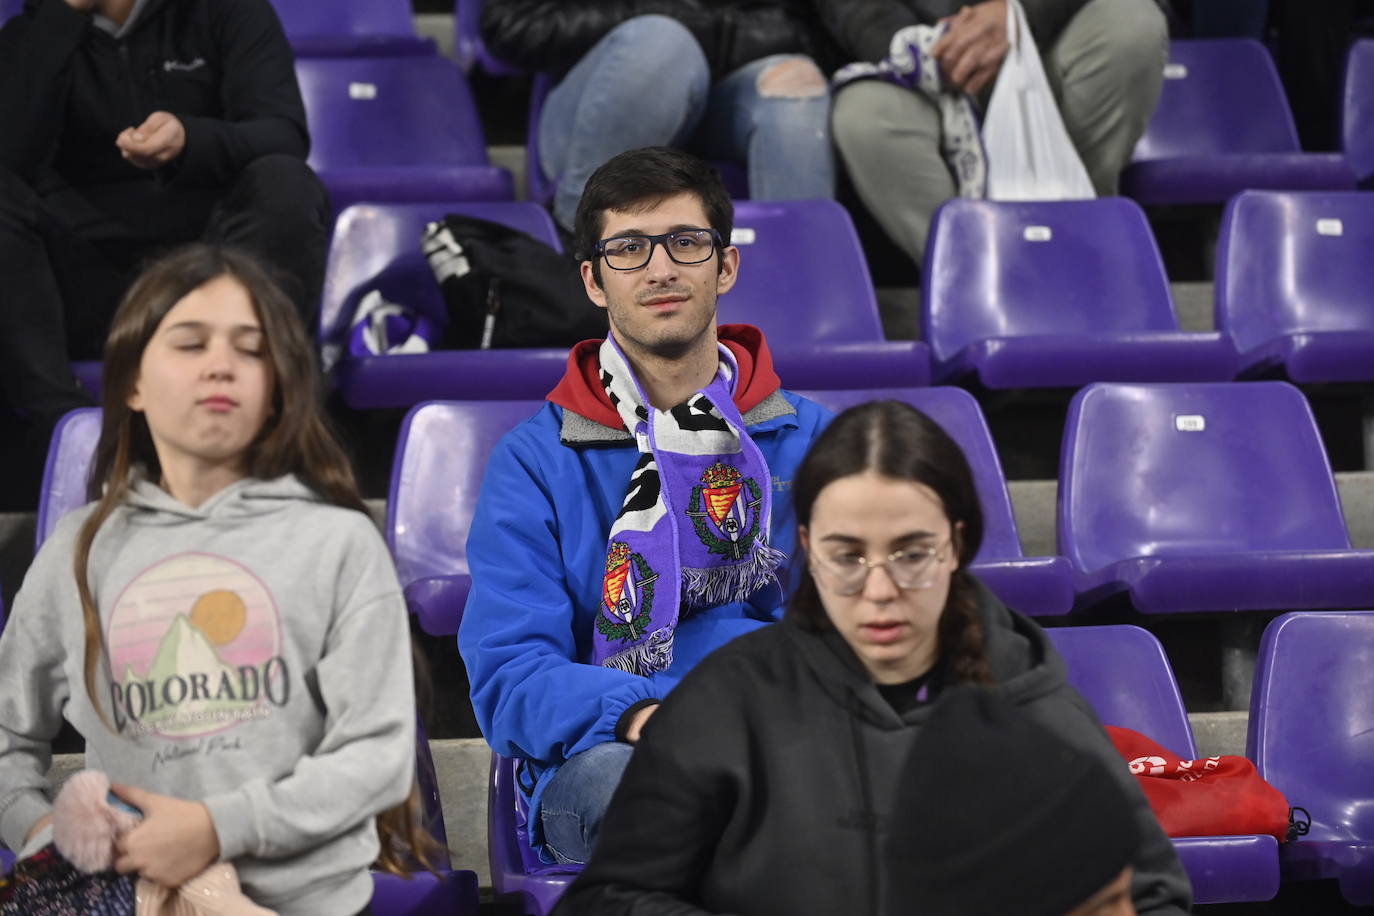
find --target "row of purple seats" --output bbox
[387,388,1073,644]
[388,379,1372,636]
[323,198,928,409]
[1250,610,1374,906]
[32,409,481,916]
[1122,39,1357,205]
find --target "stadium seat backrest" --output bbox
[1217,190,1374,353]
[724,200,883,344]
[297,56,490,172]
[269,0,418,41]
[1046,625,1198,757]
[1249,611,1374,843]
[36,408,102,551]
[797,387,1024,561]
[387,400,544,587]
[1343,39,1374,184]
[319,201,561,357]
[1059,382,1351,573]
[923,198,1177,362]
[1134,39,1301,160]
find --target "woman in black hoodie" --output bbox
[555,400,1192,916]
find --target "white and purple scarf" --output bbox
[593,337,784,676]
[833,24,988,199]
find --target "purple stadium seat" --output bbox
[800,387,1073,616]
[387,399,541,636]
[296,57,514,212]
[489,754,580,915]
[0,0,20,23]
[327,199,929,408]
[321,201,562,407]
[1122,40,1356,206]
[36,409,475,914]
[923,198,1237,388]
[1216,190,1374,382]
[36,408,101,550]
[454,0,520,75]
[1048,625,1281,904]
[268,0,436,58]
[1059,381,1374,613]
[1249,611,1374,905]
[1344,40,1374,187]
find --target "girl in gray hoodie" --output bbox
[0,245,431,915]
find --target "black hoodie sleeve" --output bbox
[169,0,308,188]
[0,0,90,179]
[811,0,921,64]
[554,667,741,916]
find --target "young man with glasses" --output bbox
[459,147,831,866]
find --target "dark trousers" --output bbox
[0,154,329,416]
[0,154,329,508]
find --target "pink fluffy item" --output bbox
[52,769,141,872]
[53,770,277,915]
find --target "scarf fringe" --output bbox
[681,542,787,610]
[601,628,676,676]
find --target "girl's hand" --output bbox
[110,784,221,887]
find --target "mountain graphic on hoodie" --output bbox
[120,615,256,736]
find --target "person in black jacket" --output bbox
[821,0,1167,268]
[0,0,328,499]
[555,400,1192,915]
[480,0,835,232]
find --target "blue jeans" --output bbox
[539,14,834,229]
[539,741,634,864]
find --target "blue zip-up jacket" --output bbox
[459,329,830,859]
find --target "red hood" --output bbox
[547,324,782,429]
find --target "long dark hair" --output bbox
[74,244,440,875]
[787,400,993,685]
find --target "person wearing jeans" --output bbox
[480,4,835,232]
[822,0,1168,268]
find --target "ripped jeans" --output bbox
[538,14,835,229]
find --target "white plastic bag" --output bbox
[982,0,1095,200]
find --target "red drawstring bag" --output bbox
[1105,725,1292,841]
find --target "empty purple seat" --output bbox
[800,387,1073,615]
[321,202,562,407]
[269,0,436,57]
[1048,625,1280,904]
[488,754,579,916]
[1059,382,1374,613]
[388,400,542,636]
[37,408,475,914]
[1122,40,1356,206]
[1216,190,1374,382]
[297,57,513,212]
[1249,611,1374,905]
[923,198,1237,388]
[1344,40,1374,187]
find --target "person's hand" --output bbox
[110,784,220,888]
[932,0,1010,96]
[116,111,186,170]
[625,704,658,743]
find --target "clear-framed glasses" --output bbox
[595,228,722,271]
[810,541,951,596]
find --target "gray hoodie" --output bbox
[0,475,416,915]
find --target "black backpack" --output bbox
[422,214,607,348]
